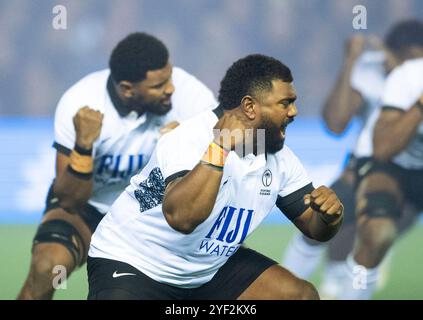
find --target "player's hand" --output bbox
[159,121,179,136]
[73,106,104,149]
[304,186,344,225]
[366,34,384,51]
[212,112,250,151]
[345,34,366,61]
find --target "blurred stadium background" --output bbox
[0,0,422,299]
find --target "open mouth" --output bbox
[162,98,171,106]
[280,119,293,138]
[280,123,288,138]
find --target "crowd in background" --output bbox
[1,0,422,116]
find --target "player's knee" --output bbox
[31,245,73,280]
[298,280,319,300]
[358,191,401,220]
[286,279,319,300]
[31,253,56,279]
[358,218,397,253]
[32,219,85,268]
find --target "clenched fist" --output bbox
[345,34,366,61]
[73,106,104,149]
[212,113,251,151]
[304,186,344,225]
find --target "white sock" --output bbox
[319,261,345,299]
[338,254,379,300]
[282,233,326,279]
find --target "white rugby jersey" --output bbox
[350,51,386,158]
[380,57,423,169]
[53,67,216,213]
[89,107,312,288]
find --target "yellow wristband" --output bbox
[201,142,229,168]
[69,149,93,174]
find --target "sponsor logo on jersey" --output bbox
[96,154,144,182]
[199,206,254,257]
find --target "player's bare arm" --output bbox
[293,186,344,242]
[53,106,104,213]
[373,95,423,161]
[322,35,366,134]
[162,112,247,234]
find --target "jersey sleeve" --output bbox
[171,67,217,120]
[275,147,313,221]
[350,54,366,93]
[278,146,312,197]
[350,51,385,99]
[53,91,79,154]
[381,64,417,111]
[155,119,212,184]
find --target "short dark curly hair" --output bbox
[385,19,423,56]
[218,54,293,110]
[109,32,169,83]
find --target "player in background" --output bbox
[282,20,423,298]
[339,54,423,299]
[18,32,216,300]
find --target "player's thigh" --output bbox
[41,207,92,248]
[331,171,356,224]
[356,171,403,204]
[238,264,319,300]
[355,171,404,221]
[32,207,92,267]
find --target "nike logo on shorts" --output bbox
[112,271,137,278]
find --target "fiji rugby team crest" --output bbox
[260,169,272,195]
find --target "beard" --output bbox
[144,101,172,116]
[258,116,292,154]
[130,95,173,116]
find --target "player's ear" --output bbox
[117,81,134,98]
[240,95,257,120]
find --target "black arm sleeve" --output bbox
[276,183,314,221]
[52,142,72,156]
[381,106,405,113]
[164,170,190,187]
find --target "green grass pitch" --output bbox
[1,224,422,299]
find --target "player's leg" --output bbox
[319,165,358,298]
[17,207,92,300]
[197,247,319,300]
[374,203,418,291]
[282,167,355,279]
[354,172,402,267]
[87,257,185,300]
[319,223,356,299]
[281,233,325,279]
[238,264,319,300]
[338,170,403,300]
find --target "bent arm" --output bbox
[278,185,343,242]
[162,163,223,234]
[53,150,94,213]
[322,57,364,134]
[294,207,343,242]
[373,105,423,161]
